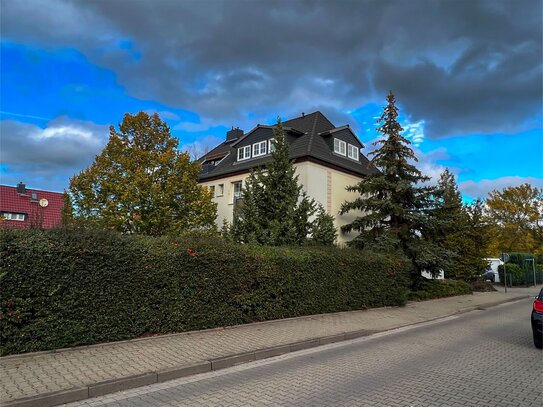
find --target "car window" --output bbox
[538,289,543,300]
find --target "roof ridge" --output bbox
[306,111,319,154]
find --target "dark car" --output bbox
[531,288,543,349]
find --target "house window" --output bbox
[209,185,215,198]
[216,184,224,196]
[232,181,242,201]
[237,145,251,161]
[2,212,26,221]
[334,138,346,156]
[268,138,276,153]
[347,144,359,161]
[253,141,267,157]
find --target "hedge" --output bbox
[498,263,543,286]
[407,279,473,301]
[0,228,411,356]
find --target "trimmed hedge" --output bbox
[407,279,473,301]
[0,228,410,356]
[498,263,543,286]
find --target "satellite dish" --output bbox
[39,198,49,208]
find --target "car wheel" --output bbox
[534,331,543,349]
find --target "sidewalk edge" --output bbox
[1,294,530,407]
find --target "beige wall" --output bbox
[200,161,363,244]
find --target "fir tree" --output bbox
[311,204,337,246]
[341,92,449,284]
[231,119,316,246]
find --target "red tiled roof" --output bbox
[0,185,64,229]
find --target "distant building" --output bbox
[0,182,64,229]
[197,111,378,244]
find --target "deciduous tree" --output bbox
[65,112,217,235]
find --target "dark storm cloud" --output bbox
[2,0,541,137]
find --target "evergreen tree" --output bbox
[232,119,317,245]
[431,169,489,280]
[311,204,337,246]
[65,112,217,235]
[341,92,449,284]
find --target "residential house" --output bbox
[197,111,378,244]
[0,183,64,229]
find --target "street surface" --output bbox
[66,298,542,406]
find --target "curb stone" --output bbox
[1,294,530,407]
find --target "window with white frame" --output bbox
[347,144,359,161]
[232,181,242,201]
[334,138,346,156]
[2,212,25,221]
[268,138,276,153]
[237,145,251,161]
[217,184,224,196]
[252,140,267,157]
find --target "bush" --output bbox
[498,263,542,285]
[470,281,497,292]
[0,228,411,355]
[407,279,473,301]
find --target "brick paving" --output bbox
[0,286,539,404]
[66,298,543,407]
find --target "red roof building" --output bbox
[0,183,64,229]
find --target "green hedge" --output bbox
[498,263,543,285]
[0,228,410,356]
[407,279,473,301]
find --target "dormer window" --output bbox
[253,141,267,157]
[334,138,346,156]
[237,145,251,161]
[268,138,276,153]
[347,144,359,161]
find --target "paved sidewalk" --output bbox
[1,286,539,407]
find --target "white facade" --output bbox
[199,160,363,245]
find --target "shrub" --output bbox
[497,263,542,285]
[407,279,473,301]
[0,228,411,355]
[470,281,497,292]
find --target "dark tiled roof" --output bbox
[198,111,378,181]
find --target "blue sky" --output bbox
[1,0,542,200]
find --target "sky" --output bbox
[1,0,542,201]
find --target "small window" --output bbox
[334,138,346,156]
[347,144,359,161]
[31,192,38,202]
[2,212,26,221]
[217,184,224,196]
[232,181,242,201]
[253,141,267,157]
[209,185,215,198]
[237,145,251,161]
[268,138,276,153]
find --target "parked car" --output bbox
[531,288,543,349]
[484,271,496,283]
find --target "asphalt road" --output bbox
[67,298,542,407]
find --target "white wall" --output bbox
[199,160,365,244]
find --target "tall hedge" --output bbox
[0,228,410,356]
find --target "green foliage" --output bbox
[407,279,473,301]
[432,170,490,281]
[0,228,410,355]
[486,183,543,256]
[498,260,543,285]
[498,263,524,285]
[311,205,337,246]
[341,92,451,283]
[232,119,322,246]
[65,112,217,235]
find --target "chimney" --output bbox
[16,182,26,195]
[226,127,243,142]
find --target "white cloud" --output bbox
[0,118,109,190]
[459,176,543,200]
